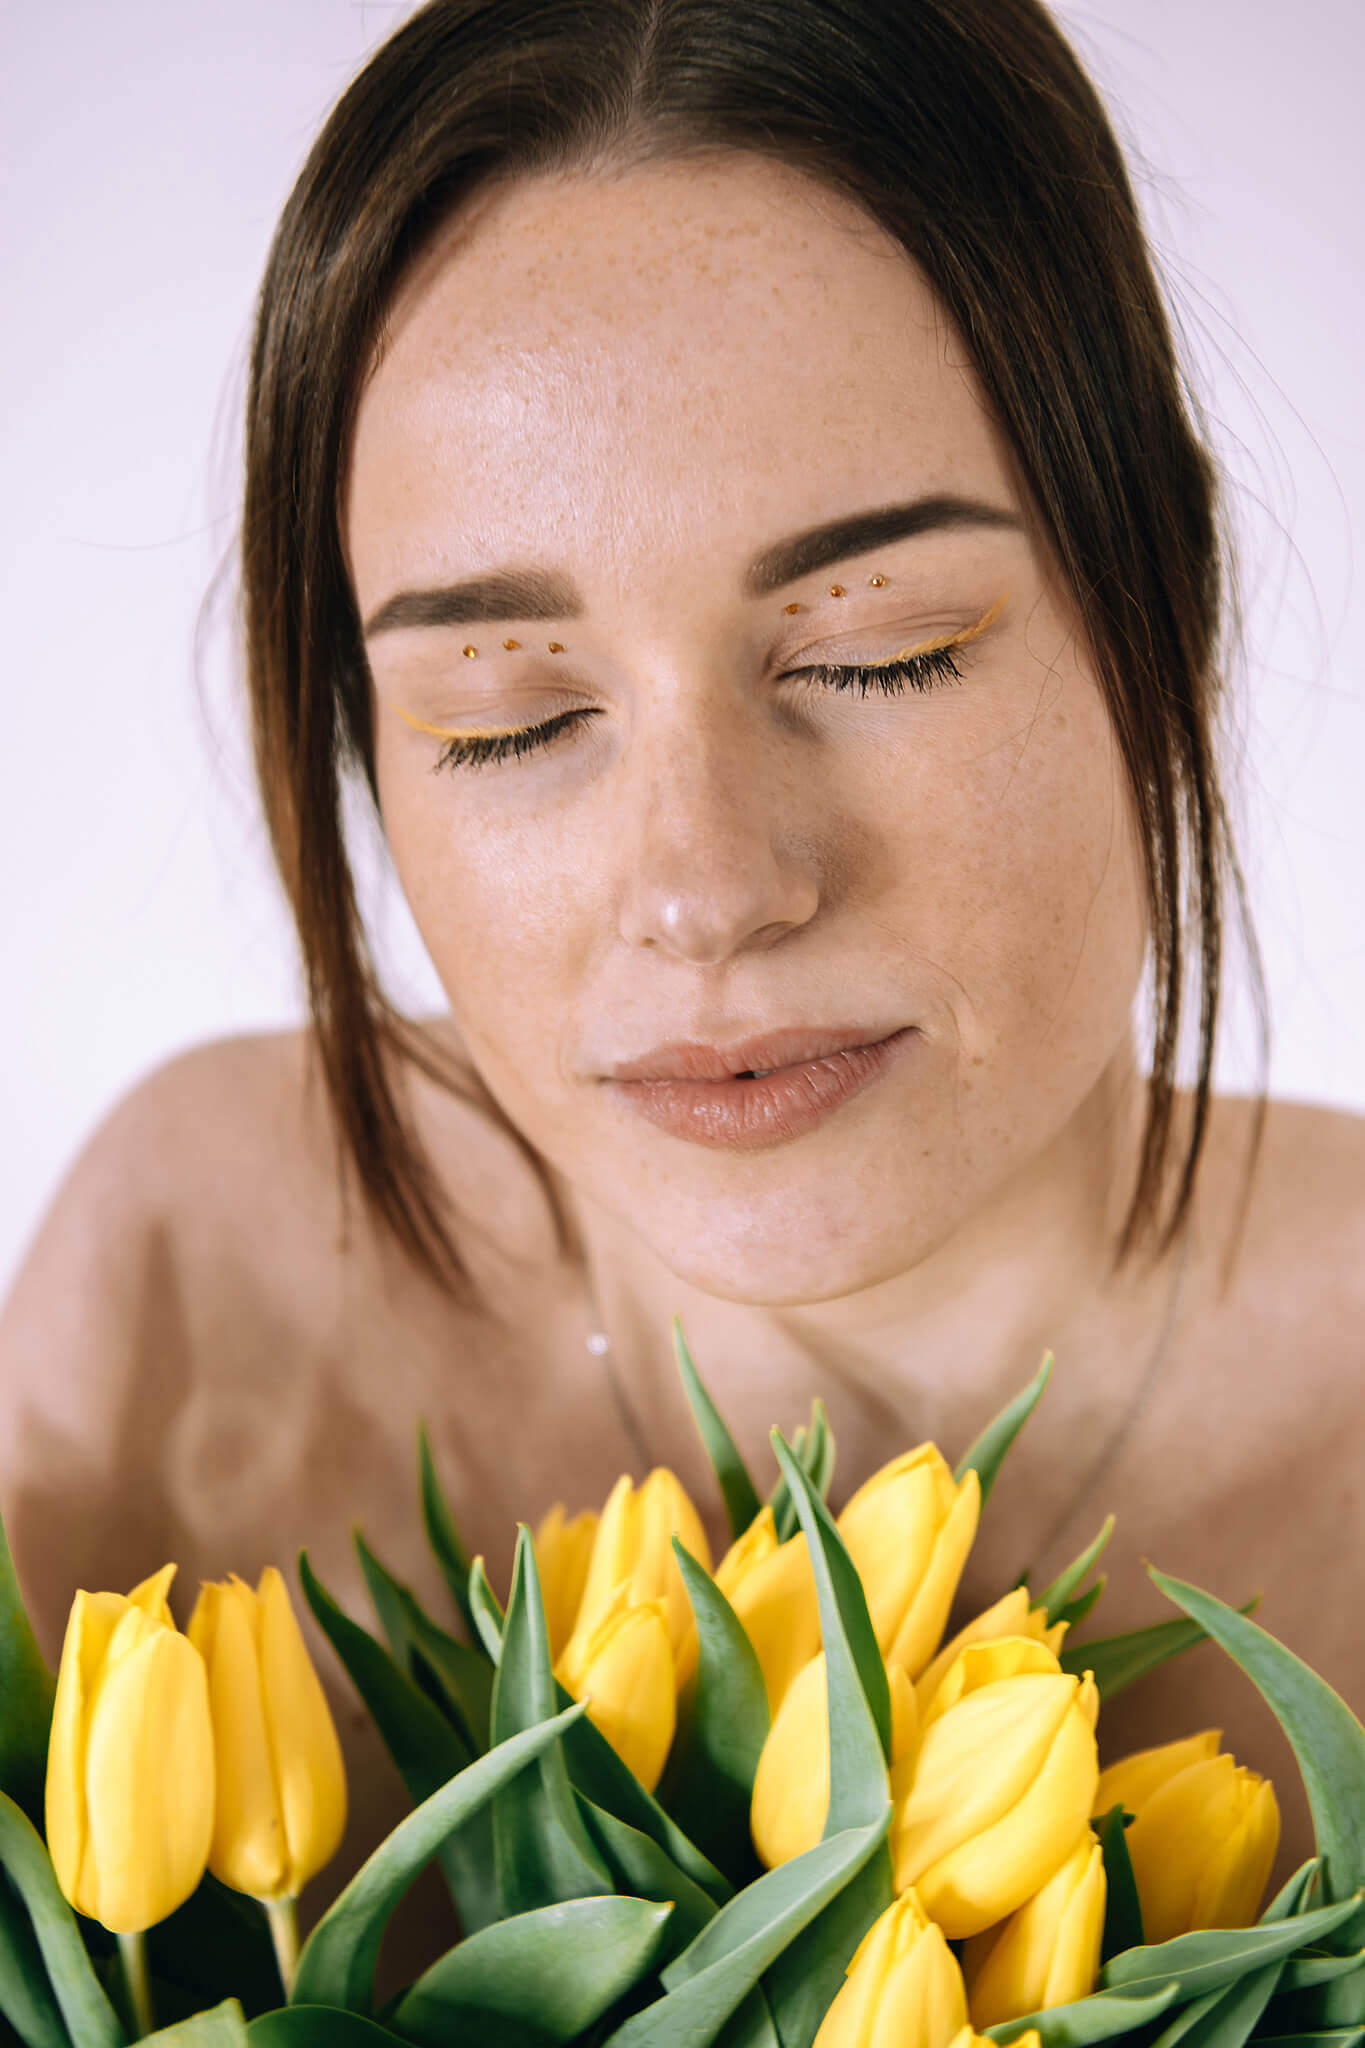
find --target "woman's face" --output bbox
[346,152,1148,1304]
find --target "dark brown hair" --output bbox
[242,0,1267,1300]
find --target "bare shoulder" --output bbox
[1195,1089,1365,1357]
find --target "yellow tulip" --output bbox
[963,1831,1107,2025]
[752,1651,918,1869]
[1093,1728,1220,1817]
[917,1589,1068,1717]
[46,1565,215,1933]
[920,1638,1064,1731]
[891,1644,1100,1936]
[715,1506,822,1716]
[836,1447,980,1677]
[1094,1736,1279,1943]
[813,1888,968,2047]
[560,1468,712,1690]
[533,1503,599,1661]
[949,2029,1042,2048]
[555,1584,676,1791]
[186,1568,347,1901]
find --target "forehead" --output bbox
[345,151,1021,604]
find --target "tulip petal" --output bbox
[903,1682,1099,1937]
[193,1579,286,1898]
[895,1675,1081,1884]
[1094,1732,1222,1820]
[83,1624,214,1931]
[257,1567,347,1896]
[726,1531,822,1718]
[887,1471,982,1678]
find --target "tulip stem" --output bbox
[117,1931,154,2038]
[264,1895,299,1998]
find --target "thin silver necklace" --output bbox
[581,1218,1193,1519]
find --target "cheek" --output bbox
[884,669,1148,1071]
[375,751,590,1055]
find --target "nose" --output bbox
[614,701,821,962]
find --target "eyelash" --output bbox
[430,639,968,773]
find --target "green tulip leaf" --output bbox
[556,1689,731,1908]
[711,1985,781,2047]
[1282,1955,1365,1995]
[601,1814,891,2046]
[1149,1570,1365,1946]
[577,1797,719,1960]
[353,1532,492,1753]
[140,2001,249,2044]
[770,1429,892,1795]
[1059,1600,1259,1699]
[674,1317,763,1542]
[490,1527,614,1918]
[0,1513,54,1834]
[1149,1958,1286,2048]
[661,1542,770,1886]
[393,1896,674,2047]
[1038,1519,1115,1627]
[1095,1804,1144,1961]
[415,1422,479,1646]
[1262,1861,1322,1923]
[292,1697,589,2013]
[0,1864,69,2048]
[761,1843,895,2048]
[466,1558,506,1663]
[1100,1896,1361,2002]
[1055,1579,1108,1635]
[296,1552,497,1933]
[1256,2034,1365,2048]
[954,1351,1053,1506]
[0,1791,125,2048]
[247,2010,402,2045]
[984,1983,1182,2046]
[770,1400,837,1545]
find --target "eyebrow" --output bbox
[361,491,1022,638]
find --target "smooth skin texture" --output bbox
[2,154,1363,1983]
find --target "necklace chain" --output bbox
[581,1220,1193,1521]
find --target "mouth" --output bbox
[602,1025,920,1151]
[605,1023,910,1084]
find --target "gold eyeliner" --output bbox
[389,590,1009,742]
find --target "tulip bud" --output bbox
[186,1568,347,1901]
[752,1650,918,1869]
[555,1582,676,1791]
[46,1565,215,1933]
[891,1645,1100,1936]
[533,1503,599,1661]
[963,1831,1107,2026]
[561,1469,712,1690]
[1093,1728,1220,1816]
[1094,1735,1279,1943]
[813,1888,968,2047]
[836,1447,980,1677]
[917,1589,1068,1718]
[715,1506,822,1717]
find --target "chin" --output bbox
[638,1183,943,1308]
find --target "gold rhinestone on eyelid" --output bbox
[547,640,565,653]
[462,644,478,658]
[829,583,846,597]
[782,602,801,614]
[869,573,886,586]
[503,638,520,650]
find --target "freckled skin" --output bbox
[347,153,1149,1312]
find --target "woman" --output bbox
[2,0,1361,1968]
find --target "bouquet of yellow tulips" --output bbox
[0,1320,1362,2047]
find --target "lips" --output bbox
[606,1023,904,1083]
[602,1025,919,1151]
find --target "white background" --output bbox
[3,1,1362,1299]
